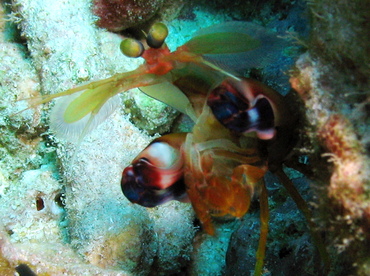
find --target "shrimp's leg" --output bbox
[19,63,158,115]
[20,70,132,109]
[254,181,269,276]
[274,167,331,273]
[183,133,216,235]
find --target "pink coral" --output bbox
[93,0,164,32]
[319,115,368,218]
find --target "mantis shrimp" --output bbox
[23,21,329,275]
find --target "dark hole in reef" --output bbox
[364,102,370,117]
[248,197,260,212]
[15,263,37,276]
[284,223,299,236]
[193,218,201,229]
[120,26,146,41]
[365,142,370,156]
[41,133,57,147]
[35,196,44,211]
[54,192,66,208]
[279,246,293,259]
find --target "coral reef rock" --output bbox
[93,0,165,32]
[0,0,195,274]
[289,1,370,274]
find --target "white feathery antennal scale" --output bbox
[49,92,120,143]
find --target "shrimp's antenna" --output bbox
[201,59,241,81]
[254,182,269,276]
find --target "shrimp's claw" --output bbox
[121,133,188,207]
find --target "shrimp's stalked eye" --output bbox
[121,134,187,207]
[146,22,168,49]
[120,38,144,58]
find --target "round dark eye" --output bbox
[120,38,144,58]
[146,22,168,49]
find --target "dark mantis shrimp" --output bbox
[22,21,330,275]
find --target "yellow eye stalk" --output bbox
[147,22,169,48]
[120,22,169,58]
[120,38,144,58]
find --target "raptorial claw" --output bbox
[121,133,188,207]
[207,77,290,140]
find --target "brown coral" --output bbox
[320,114,361,161]
[93,0,165,32]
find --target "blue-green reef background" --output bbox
[0,0,369,275]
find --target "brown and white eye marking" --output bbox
[121,133,188,207]
[140,141,179,171]
[207,77,289,140]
